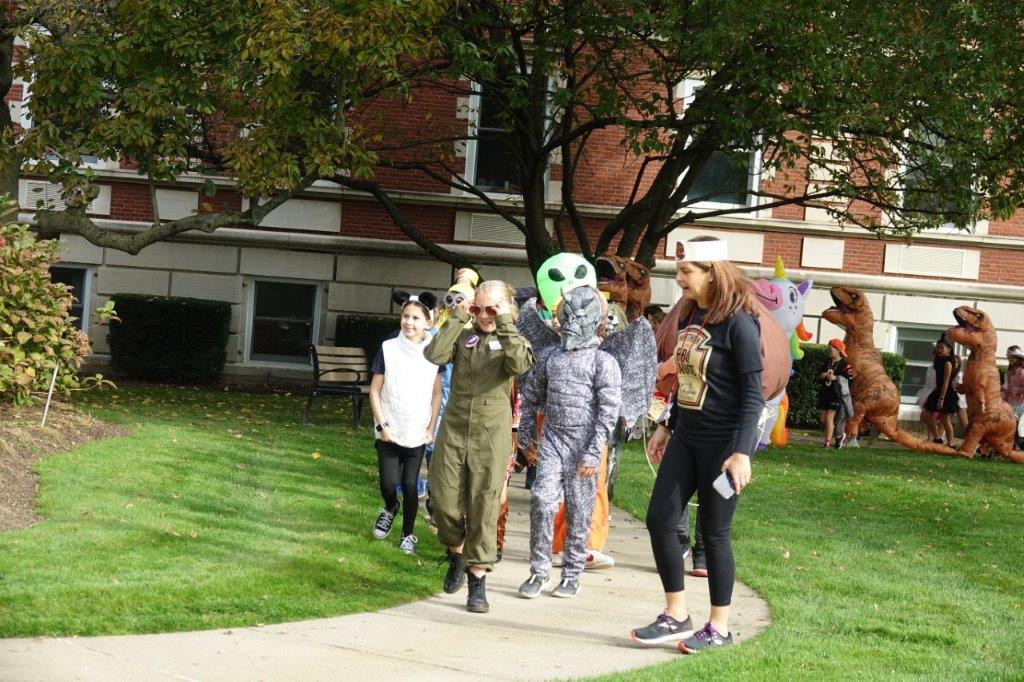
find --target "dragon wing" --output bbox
[600,316,657,431]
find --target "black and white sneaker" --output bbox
[630,611,694,646]
[399,534,417,555]
[551,577,580,598]
[372,504,399,539]
[678,621,733,654]
[518,573,549,599]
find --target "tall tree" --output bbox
[372,0,1024,271]
[0,0,454,257]
[4,1,1024,275]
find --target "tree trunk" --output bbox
[0,32,21,202]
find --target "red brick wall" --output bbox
[979,248,1024,286]
[342,199,453,243]
[841,238,885,275]
[989,209,1024,238]
[109,183,154,222]
[761,231,803,267]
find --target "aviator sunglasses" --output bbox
[469,304,499,316]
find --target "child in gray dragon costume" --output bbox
[517,286,622,598]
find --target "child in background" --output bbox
[368,292,443,555]
[817,339,854,448]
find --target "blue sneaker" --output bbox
[417,478,428,499]
[395,483,403,496]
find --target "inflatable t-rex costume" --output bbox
[822,285,955,455]
[944,306,1024,463]
[596,255,652,322]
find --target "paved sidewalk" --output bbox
[1,479,770,681]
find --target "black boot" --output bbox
[525,464,537,490]
[467,573,489,613]
[441,549,465,594]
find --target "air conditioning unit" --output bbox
[454,211,551,246]
[18,180,111,215]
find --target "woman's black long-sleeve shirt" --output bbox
[667,307,765,456]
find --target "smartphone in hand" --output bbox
[712,471,736,499]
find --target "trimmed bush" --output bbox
[787,343,907,428]
[108,294,230,384]
[0,214,97,405]
[335,313,399,363]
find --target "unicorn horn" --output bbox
[774,255,786,279]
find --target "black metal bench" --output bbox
[302,345,370,427]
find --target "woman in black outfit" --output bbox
[925,336,960,446]
[631,236,765,655]
[817,339,854,448]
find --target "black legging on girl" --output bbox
[646,432,738,606]
[376,441,426,536]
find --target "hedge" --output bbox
[108,294,230,384]
[335,313,400,363]
[787,343,907,428]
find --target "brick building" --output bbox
[6,69,1024,420]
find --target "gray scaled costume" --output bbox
[518,288,622,580]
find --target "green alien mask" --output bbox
[536,253,597,314]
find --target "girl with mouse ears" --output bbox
[631,235,765,655]
[368,291,443,556]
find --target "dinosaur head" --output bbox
[595,255,651,322]
[821,285,873,332]
[946,305,996,354]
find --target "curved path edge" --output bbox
[0,482,770,681]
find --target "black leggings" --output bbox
[376,440,426,536]
[646,432,738,606]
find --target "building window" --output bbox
[249,281,319,364]
[677,79,761,211]
[895,326,960,404]
[50,266,88,330]
[468,86,521,195]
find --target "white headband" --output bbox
[405,295,434,322]
[676,239,729,263]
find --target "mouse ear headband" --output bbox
[393,290,437,321]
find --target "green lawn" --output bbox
[3,386,1023,680]
[605,437,1024,680]
[0,385,443,637]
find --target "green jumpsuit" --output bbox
[425,309,534,569]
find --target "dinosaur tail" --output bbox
[877,423,959,456]
[1002,450,1024,464]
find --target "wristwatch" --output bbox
[375,421,389,433]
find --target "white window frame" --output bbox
[463,81,551,202]
[892,324,965,405]
[50,264,92,331]
[243,277,323,367]
[893,138,986,236]
[674,78,763,217]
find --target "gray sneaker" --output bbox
[551,577,580,598]
[517,573,549,599]
[399,534,417,555]
[631,612,694,646]
[678,621,733,654]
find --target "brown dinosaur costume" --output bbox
[944,306,1024,464]
[822,285,956,456]
[596,255,651,322]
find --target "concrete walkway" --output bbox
[1,477,770,681]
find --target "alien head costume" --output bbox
[558,286,604,351]
[536,253,597,315]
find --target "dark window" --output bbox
[250,281,318,363]
[50,266,87,330]
[685,151,751,207]
[896,327,961,402]
[473,88,520,194]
